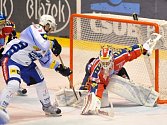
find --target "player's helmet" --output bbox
[39,14,56,32]
[99,47,114,70]
[0,13,6,25]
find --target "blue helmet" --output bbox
[0,12,6,25]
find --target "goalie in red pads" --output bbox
[81,33,161,115]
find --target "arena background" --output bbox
[1,0,167,39]
[0,1,167,124]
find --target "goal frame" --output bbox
[69,13,166,104]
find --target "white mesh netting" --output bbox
[70,13,167,103]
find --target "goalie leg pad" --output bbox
[101,90,110,108]
[55,89,111,108]
[106,75,159,107]
[81,92,101,115]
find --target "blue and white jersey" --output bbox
[2,24,59,69]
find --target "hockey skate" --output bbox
[0,107,9,124]
[42,105,62,117]
[17,88,27,96]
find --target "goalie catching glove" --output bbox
[55,64,72,77]
[51,39,62,56]
[143,33,162,56]
[81,92,101,115]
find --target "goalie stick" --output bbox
[81,108,114,118]
[58,55,79,100]
[97,108,114,118]
[132,13,161,88]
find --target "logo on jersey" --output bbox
[10,68,20,75]
[29,51,43,61]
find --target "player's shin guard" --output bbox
[35,80,61,116]
[0,80,20,124]
[0,80,20,108]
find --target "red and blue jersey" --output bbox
[88,44,144,98]
[0,22,15,47]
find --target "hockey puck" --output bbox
[22,89,27,94]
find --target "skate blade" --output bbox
[17,93,27,96]
[45,113,62,117]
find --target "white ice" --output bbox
[0,47,167,125]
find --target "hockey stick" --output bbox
[132,13,156,87]
[58,55,79,100]
[81,109,114,118]
[97,109,114,118]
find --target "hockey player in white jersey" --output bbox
[0,14,72,124]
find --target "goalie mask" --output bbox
[99,47,114,70]
[39,14,57,33]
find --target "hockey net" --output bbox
[69,13,167,104]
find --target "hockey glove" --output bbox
[7,30,17,44]
[55,64,72,77]
[143,33,162,56]
[51,39,62,57]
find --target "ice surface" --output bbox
[6,88,167,125]
[0,48,167,125]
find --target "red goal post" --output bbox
[69,13,167,104]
